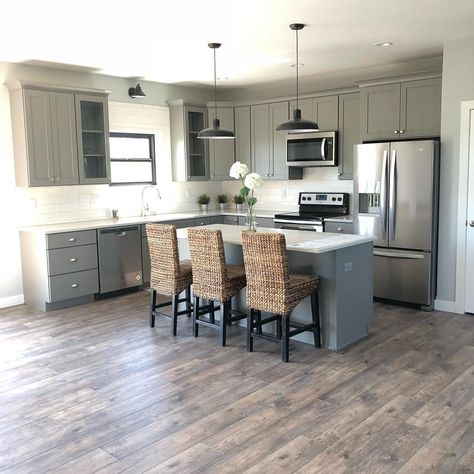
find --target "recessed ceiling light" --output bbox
[374,41,393,47]
[290,63,304,68]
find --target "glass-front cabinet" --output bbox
[75,94,111,184]
[186,108,208,179]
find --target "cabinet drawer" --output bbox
[46,230,96,249]
[223,215,241,225]
[194,217,211,226]
[48,269,99,302]
[47,244,97,276]
[256,217,275,228]
[210,216,225,224]
[325,222,354,233]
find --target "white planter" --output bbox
[219,203,226,211]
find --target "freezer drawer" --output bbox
[374,249,432,306]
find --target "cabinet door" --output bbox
[360,83,401,141]
[185,107,209,181]
[24,89,55,186]
[251,104,271,177]
[270,101,290,179]
[290,95,338,130]
[400,78,441,138]
[289,98,313,122]
[338,92,360,180]
[208,107,235,180]
[235,106,251,170]
[50,92,79,185]
[75,94,111,184]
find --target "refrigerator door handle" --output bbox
[374,250,425,259]
[380,150,388,239]
[389,149,397,240]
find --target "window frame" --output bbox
[109,132,156,186]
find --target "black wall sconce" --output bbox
[128,84,146,98]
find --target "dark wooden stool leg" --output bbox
[193,295,199,337]
[149,289,157,327]
[171,293,179,336]
[256,310,262,335]
[311,290,321,348]
[282,316,290,362]
[185,286,192,316]
[247,308,254,352]
[210,300,215,324]
[276,313,282,339]
[220,301,229,347]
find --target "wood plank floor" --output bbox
[0,291,473,473]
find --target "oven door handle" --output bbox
[320,138,327,160]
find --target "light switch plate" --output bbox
[344,262,353,272]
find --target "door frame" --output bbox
[454,100,474,313]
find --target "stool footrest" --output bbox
[289,322,317,337]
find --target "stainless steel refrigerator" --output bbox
[353,140,439,310]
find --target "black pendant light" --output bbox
[198,43,236,140]
[276,23,319,133]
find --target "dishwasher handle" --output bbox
[99,226,139,235]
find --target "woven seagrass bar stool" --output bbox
[187,227,247,346]
[241,231,321,362]
[146,223,193,335]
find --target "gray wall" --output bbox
[437,35,474,302]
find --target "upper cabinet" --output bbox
[338,92,360,180]
[75,95,110,184]
[207,107,235,180]
[251,101,302,180]
[290,95,339,131]
[360,77,441,141]
[169,101,209,181]
[9,84,110,187]
[234,106,251,171]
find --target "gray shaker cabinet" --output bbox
[251,101,302,180]
[360,78,441,141]
[20,89,78,186]
[208,107,235,180]
[234,106,251,170]
[290,95,339,131]
[338,92,360,180]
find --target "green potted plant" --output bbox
[197,194,211,212]
[216,194,228,211]
[232,194,245,214]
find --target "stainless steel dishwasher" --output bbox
[98,226,142,294]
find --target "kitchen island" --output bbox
[176,224,374,351]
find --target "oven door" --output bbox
[274,219,323,232]
[286,131,337,167]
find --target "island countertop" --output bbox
[176,224,373,254]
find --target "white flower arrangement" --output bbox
[229,162,262,230]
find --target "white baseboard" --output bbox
[0,294,24,309]
[434,299,459,313]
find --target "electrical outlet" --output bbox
[28,198,36,209]
[185,190,190,200]
[344,262,352,272]
[282,188,287,198]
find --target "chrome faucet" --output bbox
[141,185,161,216]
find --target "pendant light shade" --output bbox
[198,43,235,140]
[276,23,319,133]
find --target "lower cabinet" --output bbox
[325,221,354,234]
[256,217,275,228]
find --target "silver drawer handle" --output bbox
[68,237,76,242]
[337,227,343,232]
[70,257,77,262]
[71,283,79,288]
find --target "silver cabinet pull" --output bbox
[68,237,76,242]
[394,130,399,134]
[399,130,405,134]
[469,220,474,227]
[70,257,77,262]
[50,177,55,182]
[337,227,343,232]
[71,283,79,288]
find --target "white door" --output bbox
[465,109,474,313]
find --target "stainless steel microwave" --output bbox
[286,131,337,167]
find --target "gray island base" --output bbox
[177,224,374,351]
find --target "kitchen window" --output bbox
[109,132,156,185]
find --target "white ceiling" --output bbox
[2,0,474,87]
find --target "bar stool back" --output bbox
[146,224,193,335]
[241,231,321,362]
[187,227,246,346]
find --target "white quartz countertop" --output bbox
[19,209,279,234]
[177,224,373,254]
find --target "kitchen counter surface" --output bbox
[19,209,279,234]
[176,224,373,254]
[324,215,353,223]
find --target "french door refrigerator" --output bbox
[353,140,439,310]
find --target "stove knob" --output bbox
[332,197,337,201]
[307,197,312,201]
[337,197,342,201]
[302,197,306,201]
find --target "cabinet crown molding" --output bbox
[5,80,111,95]
[357,70,441,88]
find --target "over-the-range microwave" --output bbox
[286,131,338,167]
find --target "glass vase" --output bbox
[246,207,257,232]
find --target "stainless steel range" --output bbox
[274,192,350,232]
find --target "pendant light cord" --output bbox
[296,27,299,111]
[214,47,217,121]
